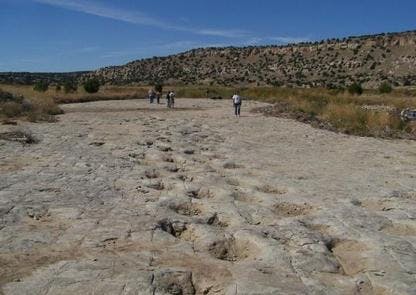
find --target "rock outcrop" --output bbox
[1,99,415,294]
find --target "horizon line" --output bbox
[1,28,415,74]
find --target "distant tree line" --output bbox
[32,78,101,94]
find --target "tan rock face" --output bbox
[1,99,415,294]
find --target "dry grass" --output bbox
[0,84,149,104]
[2,101,23,118]
[218,86,416,139]
[0,86,63,122]
[255,89,414,138]
[323,103,372,135]
[0,84,150,121]
[54,86,148,104]
[172,85,416,107]
[165,85,416,138]
[2,83,416,138]
[26,97,64,122]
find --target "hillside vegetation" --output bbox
[84,31,416,88]
[0,71,87,86]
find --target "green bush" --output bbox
[348,83,363,95]
[63,80,77,93]
[83,79,100,93]
[33,81,49,92]
[378,82,393,94]
[154,83,163,93]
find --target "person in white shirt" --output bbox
[169,91,176,108]
[232,94,242,117]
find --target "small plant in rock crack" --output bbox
[0,129,39,144]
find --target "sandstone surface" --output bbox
[1,99,415,294]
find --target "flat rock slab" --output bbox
[1,99,416,294]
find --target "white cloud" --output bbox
[241,36,310,46]
[27,0,311,70]
[193,29,247,38]
[34,0,164,26]
[268,36,310,44]
[244,37,263,45]
[155,41,229,50]
[33,0,248,38]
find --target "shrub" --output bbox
[2,101,23,117]
[56,85,62,91]
[44,102,64,115]
[378,82,393,94]
[63,80,77,93]
[0,130,39,144]
[348,83,363,95]
[0,90,63,121]
[83,79,100,93]
[26,97,63,122]
[33,81,49,92]
[154,83,163,93]
[0,89,22,103]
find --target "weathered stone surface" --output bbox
[1,99,416,294]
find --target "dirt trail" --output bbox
[1,99,415,294]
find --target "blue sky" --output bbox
[1,0,415,72]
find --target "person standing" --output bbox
[166,91,171,108]
[148,89,155,104]
[156,92,160,104]
[169,91,176,109]
[232,93,242,117]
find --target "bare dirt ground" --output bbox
[1,99,415,294]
